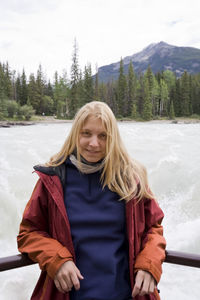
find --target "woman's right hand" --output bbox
[54,260,84,293]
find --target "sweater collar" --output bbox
[69,152,104,174]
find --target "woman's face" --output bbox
[78,116,107,163]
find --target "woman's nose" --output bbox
[89,135,99,146]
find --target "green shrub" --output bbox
[0,99,8,118]
[0,112,5,120]
[18,105,35,120]
[7,101,19,118]
[190,114,200,119]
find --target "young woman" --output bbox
[17,101,166,300]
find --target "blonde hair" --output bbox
[46,101,153,202]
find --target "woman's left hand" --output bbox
[132,270,156,297]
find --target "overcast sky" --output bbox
[0,0,200,81]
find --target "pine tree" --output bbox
[127,61,137,117]
[195,73,200,114]
[53,72,69,117]
[105,80,117,115]
[41,95,54,115]
[15,74,22,103]
[117,58,127,117]
[11,70,17,101]
[191,74,200,115]
[20,69,28,106]
[131,103,137,119]
[4,62,13,99]
[69,38,80,118]
[174,79,182,116]
[152,78,160,117]
[169,99,175,119]
[136,74,145,117]
[180,71,190,116]
[82,63,94,105]
[0,63,6,100]
[53,71,59,114]
[98,82,107,103]
[45,80,54,98]
[28,73,39,112]
[145,66,154,97]
[159,79,169,117]
[188,75,193,115]
[33,64,45,114]
[163,70,176,92]
[142,77,152,120]
[0,62,13,100]
[94,64,99,101]
[76,70,85,109]
[145,66,159,117]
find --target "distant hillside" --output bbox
[98,41,200,82]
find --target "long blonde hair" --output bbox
[46,101,153,202]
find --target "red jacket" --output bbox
[17,168,166,300]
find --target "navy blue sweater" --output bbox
[64,158,132,300]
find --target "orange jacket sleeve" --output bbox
[134,197,166,284]
[17,179,73,279]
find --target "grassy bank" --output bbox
[1,115,200,128]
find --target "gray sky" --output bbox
[0,0,200,81]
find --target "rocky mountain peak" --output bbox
[123,41,175,65]
[98,42,200,82]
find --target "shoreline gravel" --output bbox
[0,117,200,128]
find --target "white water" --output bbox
[0,122,200,300]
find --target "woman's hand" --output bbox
[54,261,84,293]
[132,270,156,297]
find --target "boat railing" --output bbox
[0,250,200,272]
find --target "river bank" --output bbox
[0,116,200,128]
[0,116,72,128]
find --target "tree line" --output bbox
[1,41,200,121]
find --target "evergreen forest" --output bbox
[1,41,200,121]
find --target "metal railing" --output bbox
[0,250,200,272]
[165,250,200,268]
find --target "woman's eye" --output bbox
[99,133,107,139]
[81,131,90,136]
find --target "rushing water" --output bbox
[0,121,200,300]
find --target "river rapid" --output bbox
[0,121,200,300]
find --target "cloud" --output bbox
[0,0,200,80]
[0,41,13,49]
[167,20,183,27]
[0,0,61,14]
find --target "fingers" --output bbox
[149,277,156,294]
[132,270,144,297]
[71,265,84,290]
[71,272,81,290]
[54,278,67,294]
[54,273,73,293]
[132,270,156,297]
[54,261,84,293]
[76,268,84,280]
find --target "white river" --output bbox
[0,121,200,300]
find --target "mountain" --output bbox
[97,41,200,82]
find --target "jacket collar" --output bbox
[34,163,66,189]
